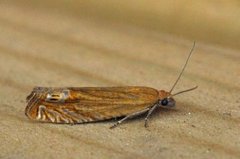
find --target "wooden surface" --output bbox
[0,1,239,159]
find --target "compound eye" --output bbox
[161,98,168,106]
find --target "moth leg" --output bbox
[144,104,159,128]
[110,108,150,129]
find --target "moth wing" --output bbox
[26,86,159,124]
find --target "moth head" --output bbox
[158,90,176,108]
[158,86,198,108]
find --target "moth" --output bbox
[25,42,197,128]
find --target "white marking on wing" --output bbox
[37,105,46,120]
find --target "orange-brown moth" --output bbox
[25,42,197,128]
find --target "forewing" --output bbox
[26,86,159,124]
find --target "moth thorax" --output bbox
[45,90,70,102]
[158,90,171,100]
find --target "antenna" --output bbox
[169,41,196,93]
[170,86,198,97]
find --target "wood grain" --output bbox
[0,1,239,159]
